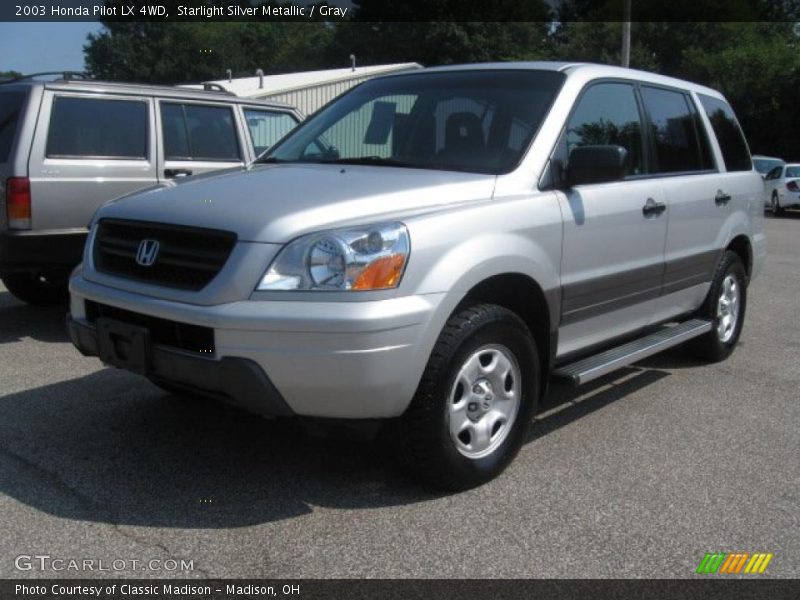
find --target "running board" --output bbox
[554,319,712,386]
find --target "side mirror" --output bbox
[566,145,628,187]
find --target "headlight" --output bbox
[257,222,410,291]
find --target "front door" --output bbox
[553,81,669,358]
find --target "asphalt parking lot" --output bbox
[1,214,798,579]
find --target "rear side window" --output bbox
[243,109,298,156]
[785,166,800,178]
[0,91,25,162]
[641,86,713,173]
[47,96,148,159]
[698,94,752,172]
[160,103,241,161]
[565,82,645,176]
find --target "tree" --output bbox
[0,70,23,80]
[84,1,338,83]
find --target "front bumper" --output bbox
[69,273,445,419]
[68,315,295,418]
[0,228,87,273]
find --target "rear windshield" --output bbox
[0,91,26,162]
[264,70,566,174]
[786,166,800,178]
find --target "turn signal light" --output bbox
[352,254,407,291]
[6,177,31,230]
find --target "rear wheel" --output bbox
[689,251,747,362]
[0,271,69,306]
[398,304,539,490]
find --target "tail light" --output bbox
[787,180,799,192]
[6,177,31,230]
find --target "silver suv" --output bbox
[0,74,301,305]
[66,63,765,489]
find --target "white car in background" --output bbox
[764,163,800,215]
[752,154,785,178]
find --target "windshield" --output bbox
[0,91,26,162]
[263,70,565,174]
[753,158,783,174]
[785,166,800,178]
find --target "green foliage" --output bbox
[85,2,337,83]
[0,70,23,80]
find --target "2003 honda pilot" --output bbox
[67,63,765,489]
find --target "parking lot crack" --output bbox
[0,443,109,517]
[108,525,212,577]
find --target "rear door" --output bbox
[554,81,669,357]
[638,85,723,323]
[156,100,246,181]
[27,92,157,230]
[649,91,759,323]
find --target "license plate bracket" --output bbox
[96,317,151,375]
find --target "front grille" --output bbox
[93,219,237,291]
[85,301,215,354]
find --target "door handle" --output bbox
[715,190,732,206]
[642,197,666,217]
[164,168,193,178]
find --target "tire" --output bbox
[772,192,783,216]
[0,271,69,306]
[689,250,747,362]
[398,304,540,491]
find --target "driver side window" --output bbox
[566,83,645,176]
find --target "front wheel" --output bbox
[689,251,747,362]
[771,192,783,216]
[398,304,539,491]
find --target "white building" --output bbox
[196,63,422,115]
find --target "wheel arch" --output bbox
[454,272,557,396]
[726,234,753,282]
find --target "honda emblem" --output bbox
[135,239,160,267]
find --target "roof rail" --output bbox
[201,82,235,95]
[1,71,90,84]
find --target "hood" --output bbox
[97,163,497,243]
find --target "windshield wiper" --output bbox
[254,156,290,164]
[322,156,420,168]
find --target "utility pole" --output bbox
[622,0,631,68]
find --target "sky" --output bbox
[0,22,103,74]
[0,2,356,76]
